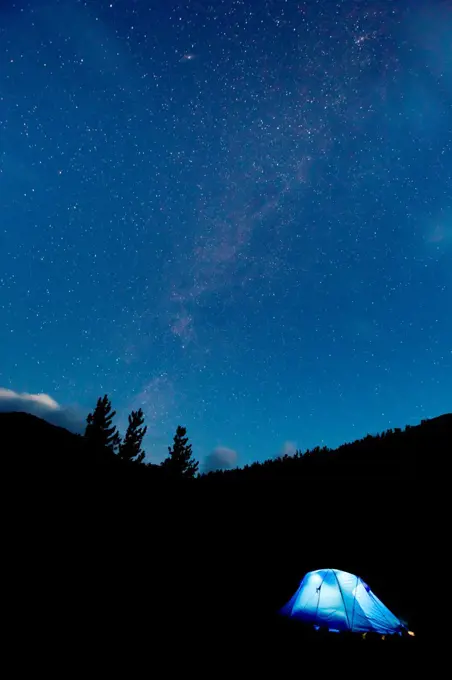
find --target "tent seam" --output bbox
[332,570,351,630]
[314,571,327,622]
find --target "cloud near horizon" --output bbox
[0,388,85,433]
[277,441,298,458]
[203,446,238,473]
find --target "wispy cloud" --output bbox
[130,375,176,429]
[169,309,196,345]
[277,441,298,458]
[426,221,452,245]
[203,446,239,473]
[125,375,179,460]
[0,388,85,433]
[166,160,311,345]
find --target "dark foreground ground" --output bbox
[8,473,419,670]
[3,409,432,668]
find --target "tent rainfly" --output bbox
[280,568,405,635]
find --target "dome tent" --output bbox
[280,568,405,635]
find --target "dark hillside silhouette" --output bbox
[3,408,445,662]
[199,413,450,483]
[3,409,448,479]
[1,411,85,463]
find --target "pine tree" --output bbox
[85,395,121,455]
[118,408,147,464]
[161,425,199,479]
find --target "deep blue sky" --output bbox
[1,0,451,468]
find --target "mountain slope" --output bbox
[0,411,83,460]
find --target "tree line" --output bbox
[82,393,436,483]
[85,394,199,478]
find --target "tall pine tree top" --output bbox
[118,408,147,464]
[85,394,121,455]
[161,425,199,479]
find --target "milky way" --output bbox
[1,0,451,467]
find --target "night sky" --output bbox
[1,0,451,469]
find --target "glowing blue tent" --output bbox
[280,568,405,634]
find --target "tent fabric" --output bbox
[280,568,404,634]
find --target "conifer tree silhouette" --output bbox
[118,408,147,463]
[161,425,199,478]
[85,395,121,455]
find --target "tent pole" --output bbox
[314,572,326,624]
[350,574,358,632]
[332,570,351,630]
